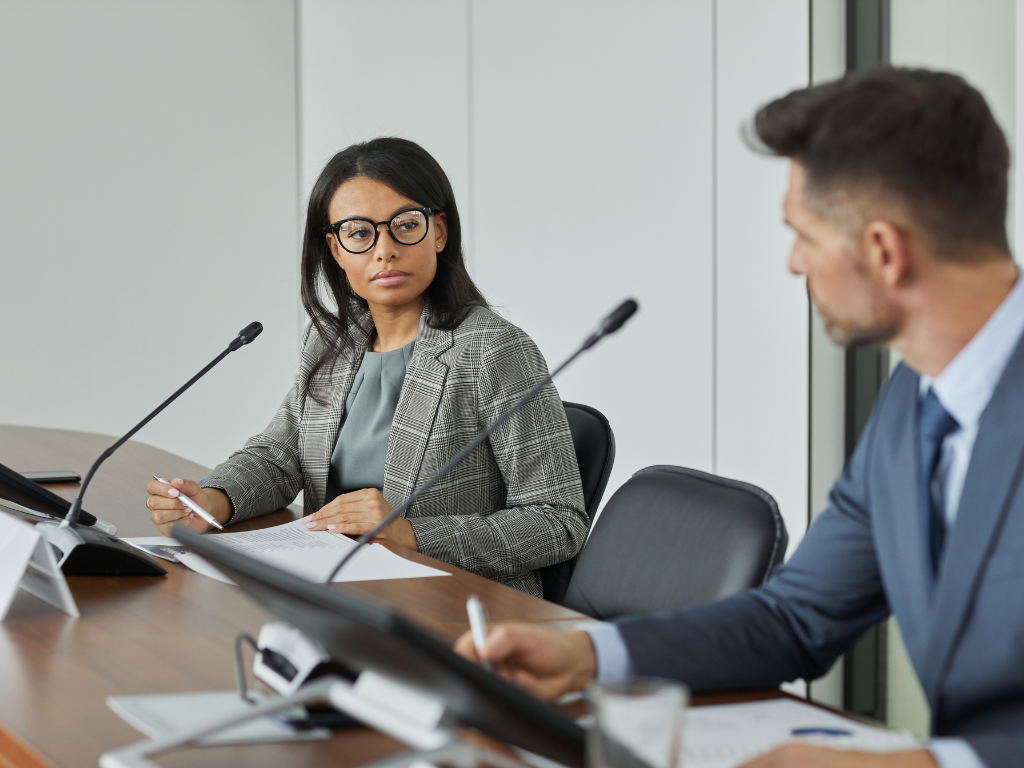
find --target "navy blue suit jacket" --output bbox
[616,339,1024,767]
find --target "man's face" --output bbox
[784,163,900,347]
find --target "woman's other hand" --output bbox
[306,488,418,550]
[146,478,232,536]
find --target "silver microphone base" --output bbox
[36,520,166,577]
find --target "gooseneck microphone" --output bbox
[38,322,263,576]
[325,300,638,583]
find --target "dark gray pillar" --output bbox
[841,0,891,724]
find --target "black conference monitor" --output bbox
[172,526,585,768]
[0,460,78,518]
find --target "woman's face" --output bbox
[325,176,446,314]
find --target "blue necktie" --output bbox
[917,389,959,579]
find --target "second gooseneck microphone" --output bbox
[325,299,639,583]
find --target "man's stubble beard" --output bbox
[822,314,899,347]
[810,284,900,348]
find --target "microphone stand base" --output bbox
[36,520,166,576]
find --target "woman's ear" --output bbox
[326,233,347,272]
[433,211,448,252]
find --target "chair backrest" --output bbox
[562,465,787,620]
[539,402,615,604]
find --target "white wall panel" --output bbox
[297,0,813,533]
[471,1,715,498]
[715,0,810,552]
[0,0,300,471]
[299,0,470,257]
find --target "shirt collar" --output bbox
[919,271,1024,429]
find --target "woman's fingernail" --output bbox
[305,520,316,528]
[167,488,179,497]
[327,524,337,530]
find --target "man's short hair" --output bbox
[755,67,1010,257]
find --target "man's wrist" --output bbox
[567,630,598,691]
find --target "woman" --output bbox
[146,137,588,596]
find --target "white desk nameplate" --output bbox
[0,509,79,620]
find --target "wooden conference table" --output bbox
[0,426,786,768]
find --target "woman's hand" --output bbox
[146,478,232,536]
[306,488,418,550]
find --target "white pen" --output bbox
[152,475,223,530]
[466,594,493,672]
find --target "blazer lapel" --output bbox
[921,333,1024,707]
[874,366,934,654]
[301,313,371,510]
[381,305,454,509]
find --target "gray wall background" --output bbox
[1,0,811,553]
[0,0,302,472]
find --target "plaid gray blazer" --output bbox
[200,304,588,596]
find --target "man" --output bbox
[456,68,1024,768]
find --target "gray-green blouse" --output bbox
[328,340,415,495]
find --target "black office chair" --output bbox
[562,465,788,620]
[539,402,615,604]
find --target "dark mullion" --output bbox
[841,0,891,724]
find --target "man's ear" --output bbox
[862,219,911,288]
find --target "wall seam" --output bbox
[293,0,305,358]
[711,0,718,474]
[466,0,476,267]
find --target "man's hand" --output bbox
[305,488,418,550]
[454,622,598,701]
[739,744,938,768]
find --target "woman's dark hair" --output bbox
[301,137,487,396]
[754,67,1011,257]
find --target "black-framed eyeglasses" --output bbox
[326,206,435,254]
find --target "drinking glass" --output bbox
[586,678,689,768]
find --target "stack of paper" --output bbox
[125,519,449,584]
[684,699,919,767]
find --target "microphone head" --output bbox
[582,299,639,350]
[602,299,638,335]
[229,321,263,351]
[239,321,263,344]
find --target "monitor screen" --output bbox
[173,526,585,767]
[0,461,74,517]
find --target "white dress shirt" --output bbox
[583,272,1024,768]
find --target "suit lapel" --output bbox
[381,305,454,509]
[301,314,371,510]
[921,333,1024,706]
[874,366,934,652]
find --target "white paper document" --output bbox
[107,690,330,745]
[684,699,919,767]
[169,519,449,584]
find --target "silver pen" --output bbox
[466,594,493,671]
[152,476,223,530]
